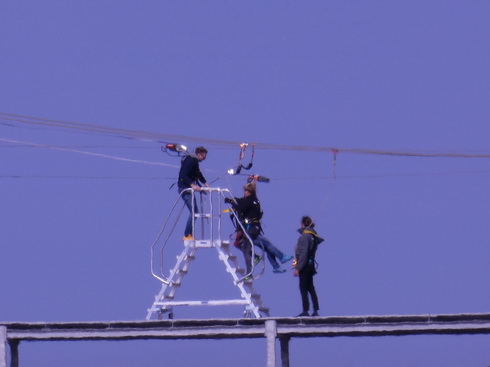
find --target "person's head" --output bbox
[243,182,256,197]
[301,216,314,228]
[195,146,208,162]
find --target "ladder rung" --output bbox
[194,213,211,218]
[194,240,213,248]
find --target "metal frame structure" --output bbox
[147,187,268,320]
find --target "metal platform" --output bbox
[3,313,490,367]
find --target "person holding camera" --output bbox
[226,182,293,275]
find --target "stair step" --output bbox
[194,213,212,218]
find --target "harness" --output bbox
[244,217,261,225]
[244,217,262,236]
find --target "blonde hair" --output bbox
[243,182,257,196]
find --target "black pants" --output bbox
[299,264,319,312]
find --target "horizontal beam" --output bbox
[3,313,490,342]
[154,299,250,307]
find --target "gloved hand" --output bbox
[224,197,233,204]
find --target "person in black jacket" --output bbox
[227,182,293,276]
[178,146,208,239]
[294,216,324,317]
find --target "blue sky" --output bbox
[1,1,490,366]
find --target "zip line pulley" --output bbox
[227,143,255,175]
[161,143,188,157]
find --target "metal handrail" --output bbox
[149,189,189,284]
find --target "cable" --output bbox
[0,175,176,180]
[2,112,490,159]
[0,113,243,147]
[0,137,179,168]
[273,169,490,181]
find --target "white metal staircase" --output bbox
[146,187,269,320]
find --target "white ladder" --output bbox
[146,187,269,320]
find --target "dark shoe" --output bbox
[311,311,319,317]
[242,275,253,282]
[297,311,309,317]
[280,255,293,264]
[273,267,286,273]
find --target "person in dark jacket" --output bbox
[294,216,324,317]
[227,182,293,275]
[178,146,208,239]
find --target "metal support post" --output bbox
[9,341,19,367]
[0,326,6,367]
[279,336,290,367]
[265,319,277,367]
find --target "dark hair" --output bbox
[195,146,208,154]
[301,216,314,228]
